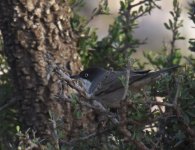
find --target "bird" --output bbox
[71,66,179,108]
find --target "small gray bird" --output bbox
[71,66,179,108]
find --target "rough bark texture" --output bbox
[0,0,93,141]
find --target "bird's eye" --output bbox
[84,73,88,78]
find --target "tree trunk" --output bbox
[0,0,84,142]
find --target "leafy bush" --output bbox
[67,0,195,149]
[0,33,17,149]
[0,0,195,149]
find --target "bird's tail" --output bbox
[130,65,180,89]
[148,65,180,79]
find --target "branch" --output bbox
[60,126,115,145]
[135,99,174,108]
[130,0,148,8]
[183,124,195,140]
[173,77,181,108]
[55,67,91,99]
[56,94,119,125]
[148,101,174,107]
[0,97,19,112]
[45,54,120,126]
[122,59,131,100]
[119,127,149,150]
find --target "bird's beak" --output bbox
[70,74,80,79]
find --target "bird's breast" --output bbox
[80,78,92,93]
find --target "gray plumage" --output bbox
[71,66,179,108]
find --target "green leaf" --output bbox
[168,19,173,29]
[139,6,143,13]
[170,11,175,17]
[120,1,126,11]
[164,23,170,29]
[16,125,20,132]
[173,0,178,7]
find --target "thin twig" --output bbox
[56,94,119,125]
[119,127,149,150]
[92,100,119,125]
[149,101,174,107]
[60,126,115,145]
[119,58,149,150]
[173,77,181,108]
[130,0,147,8]
[55,68,91,99]
[0,97,19,112]
[122,59,131,100]
[46,54,119,122]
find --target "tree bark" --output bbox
[0,0,84,142]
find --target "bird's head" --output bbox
[71,67,106,82]
[71,67,106,93]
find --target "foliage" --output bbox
[0,34,18,150]
[144,0,183,68]
[67,0,195,149]
[0,0,195,149]
[71,0,161,69]
[188,0,195,52]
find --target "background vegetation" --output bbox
[0,0,195,149]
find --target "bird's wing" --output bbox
[90,70,150,96]
[129,65,180,89]
[129,70,151,85]
[90,71,125,96]
[90,65,179,95]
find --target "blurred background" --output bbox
[79,0,195,58]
